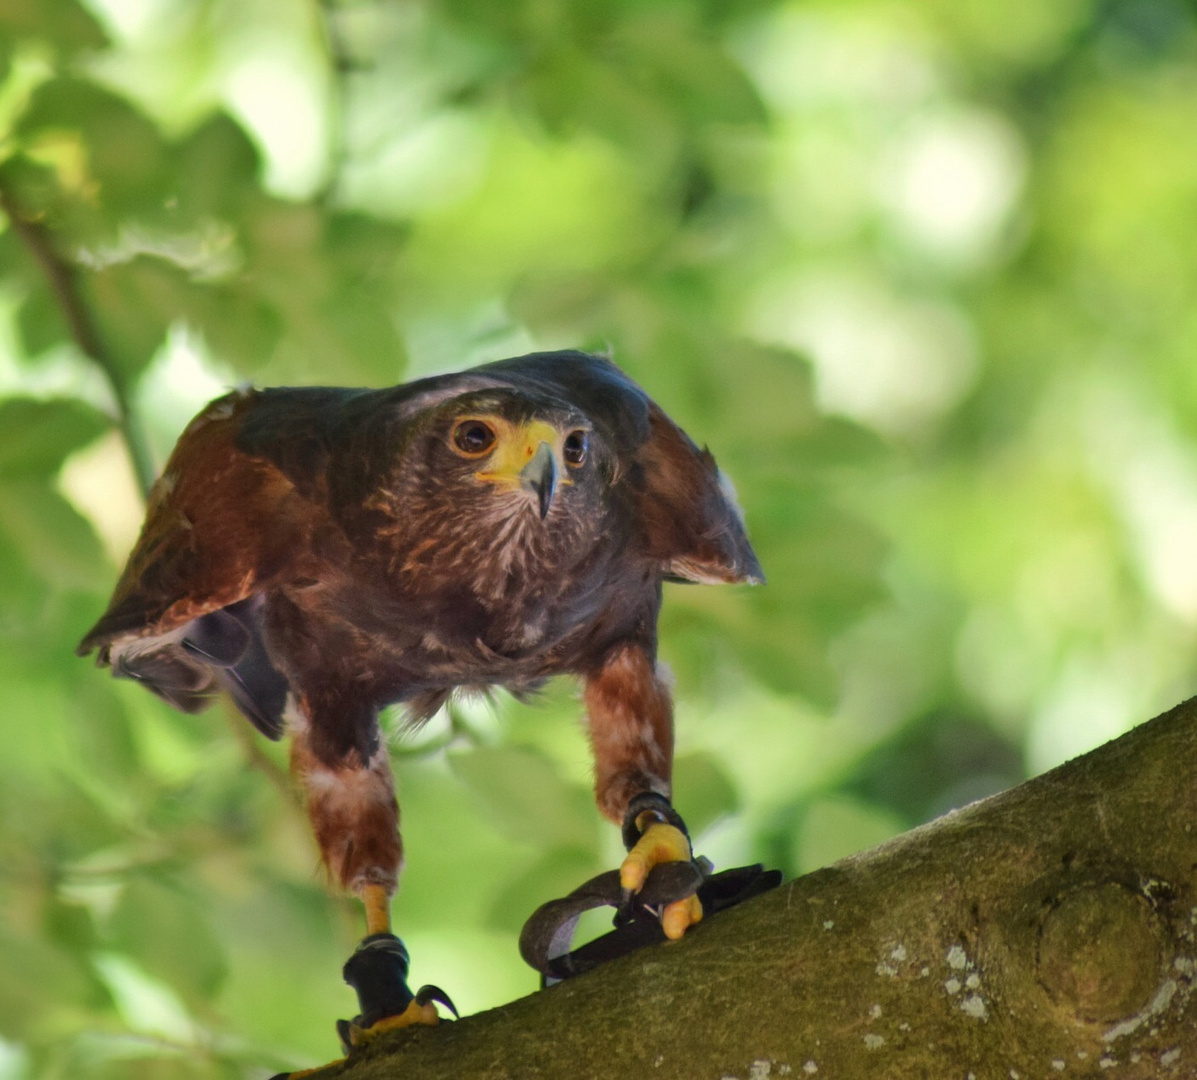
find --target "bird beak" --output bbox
[521,441,557,519]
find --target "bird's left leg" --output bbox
[274,697,448,1077]
[584,643,702,940]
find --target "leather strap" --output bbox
[519,860,782,984]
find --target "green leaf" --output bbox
[0,669,72,785]
[213,883,358,1060]
[15,279,71,356]
[107,877,228,1002]
[448,745,598,851]
[610,10,766,128]
[485,847,601,932]
[0,155,73,235]
[672,751,739,837]
[81,257,185,379]
[0,928,103,1039]
[0,525,50,633]
[0,480,108,589]
[44,895,100,955]
[0,0,107,59]
[0,398,109,476]
[249,208,407,382]
[18,78,172,222]
[65,678,143,794]
[170,113,263,222]
[179,281,282,371]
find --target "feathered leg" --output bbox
[272,696,445,1077]
[583,643,702,940]
[288,696,404,902]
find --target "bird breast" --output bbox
[377,495,598,654]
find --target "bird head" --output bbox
[429,393,597,522]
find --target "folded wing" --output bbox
[77,390,306,739]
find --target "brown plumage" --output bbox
[79,350,761,966]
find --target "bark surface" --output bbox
[320,696,1197,1079]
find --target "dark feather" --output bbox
[217,651,288,740]
[80,350,761,762]
[181,609,251,667]
[112,643,215,714]
[204,598,289,740]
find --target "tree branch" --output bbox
[316,697,1197,1079]
[0,183,157,496]
[313,0,362,207]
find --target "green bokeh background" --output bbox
[3,0,1197,1075]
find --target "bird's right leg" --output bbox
[272,696,447,1077]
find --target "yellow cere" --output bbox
[472,418,573,487]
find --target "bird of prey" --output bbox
[78,350,762,1065]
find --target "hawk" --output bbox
[78,350,762,1065]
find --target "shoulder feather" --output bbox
[77,388,306,656]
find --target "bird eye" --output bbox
[563,430,588,466]
[452,420,496,457]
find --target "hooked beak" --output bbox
[520,441,558,519]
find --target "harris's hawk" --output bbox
[78,350,762,1063]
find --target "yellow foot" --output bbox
[661,892,703,940]
[344,996,441,1049]
[620,821,704,940]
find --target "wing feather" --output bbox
[78,389,302,653]
[632,403,764,586]
[78,390,309,738]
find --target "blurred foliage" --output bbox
[2,0,1197,1075]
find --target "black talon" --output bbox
[616,885,635,925]
[415,983,459,1018]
